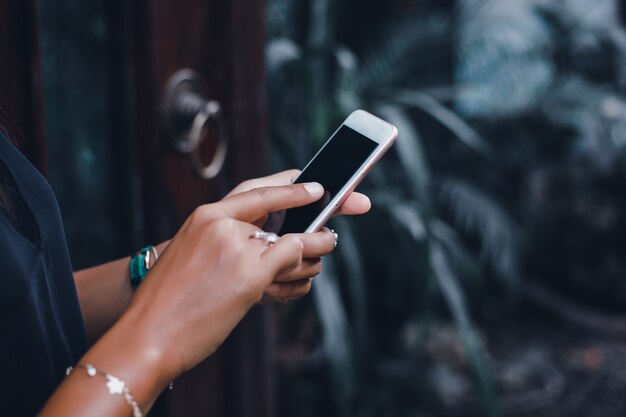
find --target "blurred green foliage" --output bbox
[456,0,626,310]
[267,0,626,416]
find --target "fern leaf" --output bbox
[437,177,519,283]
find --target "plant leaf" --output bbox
[266,38,301,73]
[437,177,519,284]
[387,200,427,242]
[376,104,431,208]
[332,216,368,355]
[386,88,498,164]
[430,219,482,281]
[429,241,501,417]
[312,256,356,417]
[357,16,449,93]
[334,46,363,114]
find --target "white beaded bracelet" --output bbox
[66,363,143,417]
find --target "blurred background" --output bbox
[3,0,626,416]
[267,1,626,417]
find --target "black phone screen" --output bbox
[277,125,378,235]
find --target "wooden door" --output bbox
[125,1,274,417]
[1,1,273,416]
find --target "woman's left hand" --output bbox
[261,227,336,303]
[227,170,370,302]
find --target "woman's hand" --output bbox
[126,182,327,376]
[41,178,365,417]
[261,227,337,303]
[72,170,368,344]
[41,182,332,417]
[227,170,371,302]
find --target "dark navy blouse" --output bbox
[0,133,87,415]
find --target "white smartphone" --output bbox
[277,109,398,235]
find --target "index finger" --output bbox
[226,169,301,197]
[220,182,324,223]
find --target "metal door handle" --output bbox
[163,69,228,179]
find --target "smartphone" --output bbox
[277,109,398,235]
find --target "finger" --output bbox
[275,258,322,282]
[260,235,304,278]
[248,170,300,188]
[290,228,336,259]
[334,192,371,216]
[265,278,312,301]
[221,183,324,223]
[226,170,301,197]
[253,214,269,229]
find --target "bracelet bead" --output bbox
[66,364,143,417]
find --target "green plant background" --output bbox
[266,1,626,416]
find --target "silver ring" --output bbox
[329,228,338,248]
[251,230,279,245]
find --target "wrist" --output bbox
[118,305,184,384]
[129,241,170,291]
[79,307,181,409]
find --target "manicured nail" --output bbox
[304,182,324,197]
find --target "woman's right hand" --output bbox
[124,182,326,380]
[40,182,329,417]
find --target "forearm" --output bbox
[40,181,332,416]
[75,241,170,343]
[39,308,176,417]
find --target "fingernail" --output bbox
[304,182,324,197]
[267,283,281,295]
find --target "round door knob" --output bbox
[162,69,228,179]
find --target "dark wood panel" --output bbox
[126,1,272,416]
[217,0,269,185]
[0,0,46,172]
[1,0,272,415]
[215,4,274,416]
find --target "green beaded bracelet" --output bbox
[130,246,158,291]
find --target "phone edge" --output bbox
[303,111,398,233]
